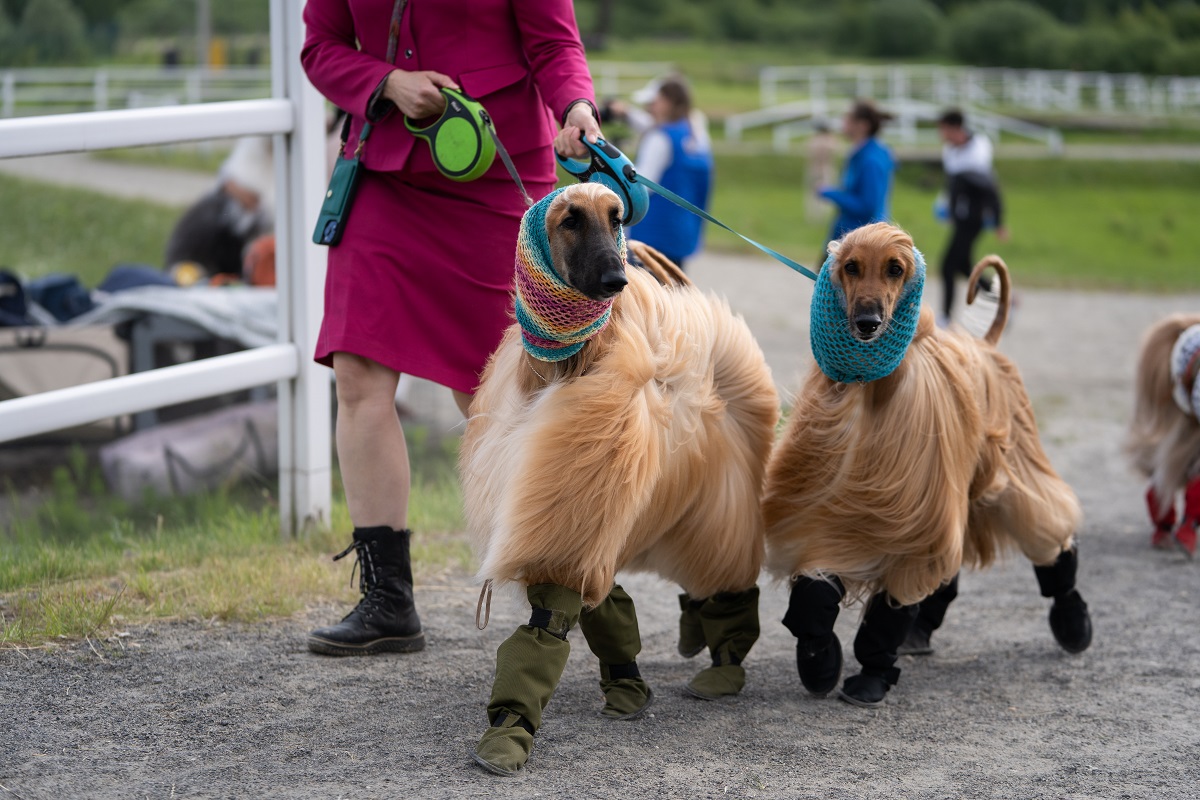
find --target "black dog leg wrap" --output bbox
[1034,546,1078,599]
[854,592,919,677]
[914,574,959,635]
[782,575,845,650]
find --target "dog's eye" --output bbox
[560,214,578,230]
[887,260,904,278]
[610,215,621,231]
[843,260,859,276]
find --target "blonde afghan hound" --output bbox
[763,222,1092,708]
[1125,313,1200,557]
[462,183,777,775]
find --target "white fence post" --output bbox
[2,71,13,118]
[272,0,332,537]
[94,69,109,112]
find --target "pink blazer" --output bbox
[302,0,595,181]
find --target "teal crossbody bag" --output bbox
[312,117,370,246]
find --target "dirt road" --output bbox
[3,252,1199,799]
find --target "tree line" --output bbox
[578,0,1200,75]
[3,0,1200,76]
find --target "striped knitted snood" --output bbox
[513,187,626,362]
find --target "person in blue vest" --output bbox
[818,100,896,244]
[607,75,713,270]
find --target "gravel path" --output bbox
[3,251,1199,799]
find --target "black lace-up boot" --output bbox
[307,526,425,656]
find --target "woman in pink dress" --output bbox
[300,0,601,658]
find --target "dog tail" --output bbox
[966,254,1011,346]
[627,240,693,288]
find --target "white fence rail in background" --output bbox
[2,62,674,120]
[1,67,272,118]
[759,64,1200,119]
[0,0,330,536]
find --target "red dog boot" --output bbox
[1174,477,1200,559]
[1146,485,1177,549]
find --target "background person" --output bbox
[936,108,1008,326]
[818,99,896,245]
[605,75,712,270]
[301,0,601,658]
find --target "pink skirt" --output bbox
[315,160,555,394]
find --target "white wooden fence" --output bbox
[0,0,330,536]
[1,61,670,119]
[759,64,1200,118]
[0,66,272,118]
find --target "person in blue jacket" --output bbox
[608,75,713,270]
[819,100,896,244]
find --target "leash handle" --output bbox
[632,172,818,281]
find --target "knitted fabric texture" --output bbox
[1170,323,1200,419]
[514,187,626,362]
[809,248,926,384]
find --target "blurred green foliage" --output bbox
[3,0,1200,74]
[576,0,1200,75]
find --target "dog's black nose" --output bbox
[854,314,882,336]
[599,270,628,295]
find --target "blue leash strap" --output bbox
[632,173,819,282]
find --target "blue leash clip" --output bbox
[557,139,817,281]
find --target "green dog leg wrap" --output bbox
[484,584,581,732]
[581,584,653,719]
[474,710,534,777]
[677,592,707,658]
[687,586,761,700]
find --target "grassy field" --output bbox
[0,172,178,285]
[707,156,1200,292]
[0,431,468,647]
[4,154,1199,293]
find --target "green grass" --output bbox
[5,150,1199,294]
[707,155,1200,292]
[94,144,231,174]
[0,172,179,286]
[1,430,468,648]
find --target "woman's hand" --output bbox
[382,69,459,119]
[554,101,603,158]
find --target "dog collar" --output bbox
[809,248,926,384]
[513,187,624,362]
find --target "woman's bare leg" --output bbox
[453,389,474,418]
[332,352,409,529]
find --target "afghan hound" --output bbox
[763,222,1092,708]
[1125,313,1200,557]
[461,183,777,775]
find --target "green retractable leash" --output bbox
[406,86,532,205]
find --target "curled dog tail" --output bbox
[966,254,1011,346]
[627,240,693,289]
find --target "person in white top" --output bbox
[604,75,713,269]
[936,108,1008,326]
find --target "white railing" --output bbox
[3,61,672,119]
[758,64,1200,119]
[0,0,331,536]
[0,67,271,118]
[589,61,672,99]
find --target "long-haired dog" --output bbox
[763,222,1092,708]
[1125,313,1200,557]
[461,183,777,775]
